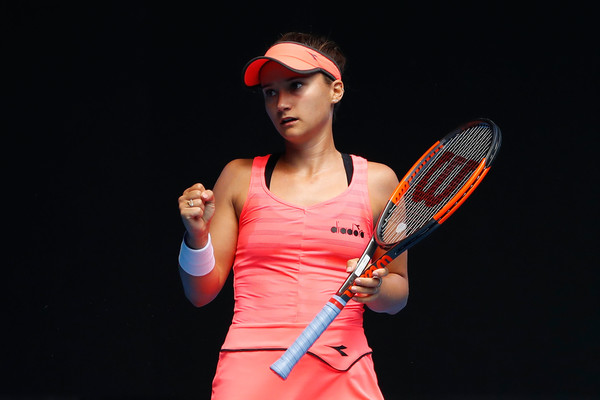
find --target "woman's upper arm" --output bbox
[209,159,252,282]
[367,161,400,222]
[368,161,408,278]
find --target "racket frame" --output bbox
[337,119,501,304]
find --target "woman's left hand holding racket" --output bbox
[345,259,389,302]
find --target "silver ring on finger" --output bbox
[187,199,194,207]
[375,277,383,289]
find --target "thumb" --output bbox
[203,200,216,222]
[346,258,358,273]
[201,190,216,223]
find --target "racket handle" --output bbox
[270,295,347,379]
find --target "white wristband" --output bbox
[178,233,215,276]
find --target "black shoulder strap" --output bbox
[342,153,353,185]
[265,153,281,190]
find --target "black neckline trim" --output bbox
[265,153,353,189]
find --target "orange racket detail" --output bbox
[396,141,442,193]
[433,160,487,222]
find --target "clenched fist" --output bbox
[178,183,215,249]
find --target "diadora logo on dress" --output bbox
[328,344,348,357]
[330,221,365,238]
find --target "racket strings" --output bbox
[380,124,494,244]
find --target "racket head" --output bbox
[375,118,502,250]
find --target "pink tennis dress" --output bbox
[211,154,385,399]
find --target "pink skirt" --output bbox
[211,349,384,399]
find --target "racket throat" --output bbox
[387,220,440,260]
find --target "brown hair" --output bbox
[274,32,346,79]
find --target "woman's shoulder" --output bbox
[366,160,399,189]
[214,158,254,215]
[366,160,399,217]
[217,158,253,188]
[222,157,254,173]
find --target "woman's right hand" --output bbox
[178,183,215,249]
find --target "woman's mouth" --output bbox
[280,117,297,126]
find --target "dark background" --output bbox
[3,2,598,399]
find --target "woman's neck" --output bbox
[270,140,349,207]
[280,139,341,176]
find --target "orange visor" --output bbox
[243,41,342,87]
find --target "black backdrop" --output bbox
[4,2,598,399]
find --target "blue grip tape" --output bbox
[270,295,346,379]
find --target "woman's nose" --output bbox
[276,92,292,112]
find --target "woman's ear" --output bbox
[331,80,344,104]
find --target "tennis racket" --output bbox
[270,118,502,379]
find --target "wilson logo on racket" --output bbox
[361,255,393,278]
[412,152,479,207]
[376,255,393,269]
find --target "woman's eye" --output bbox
[290,81,303,90]
[263,89,276,98]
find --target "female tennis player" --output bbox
[177,32,409,399]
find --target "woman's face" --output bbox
[259,61,342,143]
